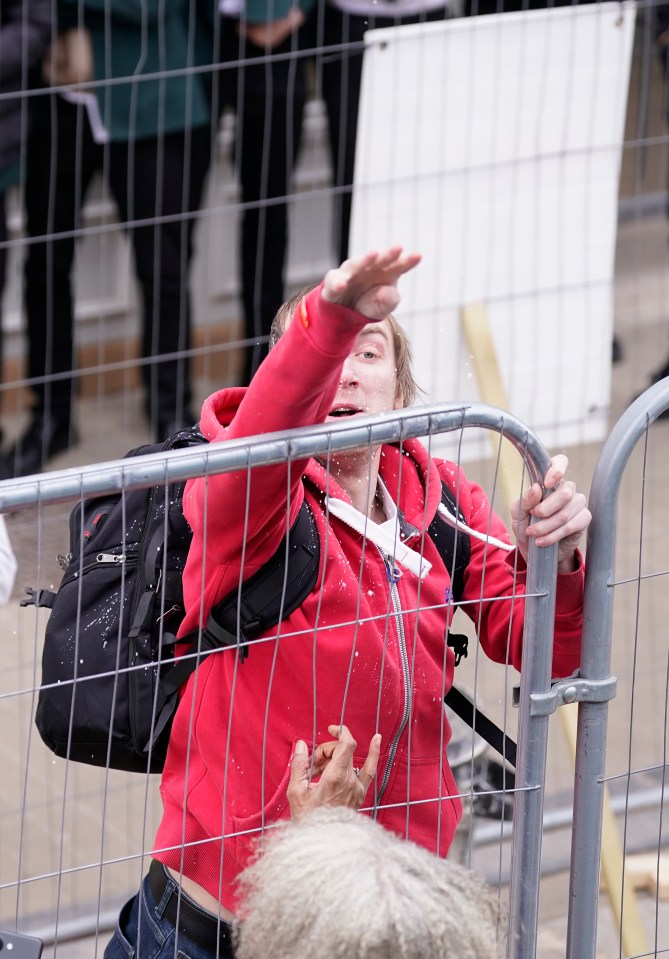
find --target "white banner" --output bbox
[350,2,635,458]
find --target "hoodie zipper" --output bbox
[375,546,412,809]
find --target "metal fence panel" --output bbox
[0,403,560,958]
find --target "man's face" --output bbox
[326,320,402,423]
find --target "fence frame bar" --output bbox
[566,378,669,958]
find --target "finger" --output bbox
[286,740,311,814]
[327,728,357,770]
[529,481,577,522]
[343,250,379,276]
[329,723,358,751]
[528,503,591,547]
[313,723,357,771]
[369,245,403,269]
[288,740,310,783]
[543,454,569,491]
[311,738,339,772]
[526,495,589,540]
[289,6,305,27]
[356,733,382,793]
[514,483,542,525]
[393,251,422,276]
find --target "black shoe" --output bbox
[8,413,77,477]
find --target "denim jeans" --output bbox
[104,867,235,959]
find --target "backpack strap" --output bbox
[428,481,471,605]
[444,684,517,769]
[432,482,517,768]
[157,501,320,702]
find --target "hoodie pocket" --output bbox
[375,752,463,858]
[228,737,309,870]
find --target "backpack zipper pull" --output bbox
[96,553,126,564]
[156,604,180,624]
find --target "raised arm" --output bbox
[180,248,421,629]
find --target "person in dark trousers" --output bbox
[305,0,453,267]
[0,0,52,479]
[196,0,315,386]
[9,0,212,477]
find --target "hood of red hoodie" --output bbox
[198,386,445,535]
[199,386,247,439]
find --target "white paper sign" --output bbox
[350,3,635,458]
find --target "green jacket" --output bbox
[59,0,210,142]
[196,0,315,33]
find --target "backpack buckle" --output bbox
[447,631,469,667]
[20,587,57,609]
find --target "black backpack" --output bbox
[24,426,207,772]
[25,427,514,774]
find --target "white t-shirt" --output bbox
[326,476,432,580]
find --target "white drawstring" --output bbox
[436,502,515,552]
[324,496,515,581]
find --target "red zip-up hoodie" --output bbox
[153,286,584,910]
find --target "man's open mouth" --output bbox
[328,406,362,417]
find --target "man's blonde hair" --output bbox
[269,287,420,407]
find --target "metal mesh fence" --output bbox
[1,405,559,956]
[1,0,669,956]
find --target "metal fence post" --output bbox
[566,378,669,958]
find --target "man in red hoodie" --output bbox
[105,247,591,959]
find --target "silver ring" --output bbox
[354,767,360,777]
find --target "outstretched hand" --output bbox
[321,247,421,321]
[510,454,591,574]
[286,724,382,821]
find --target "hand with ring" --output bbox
[287,723,382,821]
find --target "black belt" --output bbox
[149,859,234,957]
